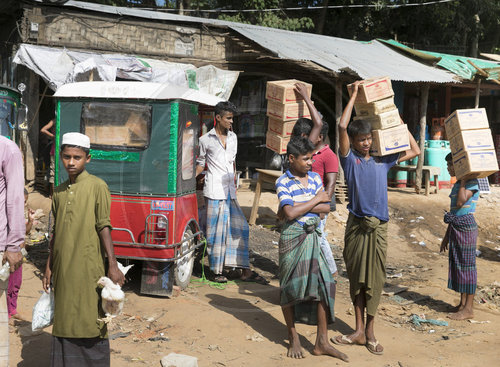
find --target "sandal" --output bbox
[240,271,269,285]
[331,335,356,346]
[213,275,228,283]
[365,340,383,355]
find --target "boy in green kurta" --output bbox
[42,132,124,367]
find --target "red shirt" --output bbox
[311,145,339,187]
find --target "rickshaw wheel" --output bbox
[174,227,195,289]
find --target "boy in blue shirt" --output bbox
[440,153,479,320]
[331,81,420,356]
[276,137,348,362]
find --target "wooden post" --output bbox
[445,85,451,116]
[335,79,344,182]
[474,79,481,108]
[415,84,429,194]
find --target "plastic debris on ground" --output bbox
[410,314,448,327]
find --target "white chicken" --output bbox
[97,277,125,324]
[97,263,133,324]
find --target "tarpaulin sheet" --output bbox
[13,44,239,100]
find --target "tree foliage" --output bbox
[78,0,500,56]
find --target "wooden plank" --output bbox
[415,84,429,194]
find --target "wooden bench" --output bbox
[391,165,441,196]
[249,168,282,225]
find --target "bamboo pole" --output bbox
[415,84,429,194]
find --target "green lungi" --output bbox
[279,218,336,325]
[343,213,388,316]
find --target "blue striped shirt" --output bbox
[275,170,324,225]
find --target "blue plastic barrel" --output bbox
[424,140,451,188]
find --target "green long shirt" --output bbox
[51,170,111,338]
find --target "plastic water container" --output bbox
[424,140,451,188]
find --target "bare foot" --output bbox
[287,333,305,359]
[331,332,366,346]
[447,309,474,320]
[448,303,465,312]
[312,337,349,362]
[11,312,27,321]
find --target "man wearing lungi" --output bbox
[275,137,348,362]
[42,133,124,366]
[440,153,479,320]
[196,102,267,284]
[331,82,420,355]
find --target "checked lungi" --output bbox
[206,196,250,275]
[279,218,336,325]
[444,212,478,294]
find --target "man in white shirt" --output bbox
[196,102,267,284]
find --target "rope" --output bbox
[190,239,236,290]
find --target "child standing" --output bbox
[275,137,348,362]
[331,81,420,356]
[42,132,124,366]
[440,153,479,320]
[7,189,34,321]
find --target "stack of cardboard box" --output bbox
[347,77,410,156]
[444,108,499,180]
[265,79,313,154]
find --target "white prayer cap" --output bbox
[62,132,90,149]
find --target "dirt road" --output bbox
[8,186,500,366]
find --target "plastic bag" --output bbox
[32,291,54,331]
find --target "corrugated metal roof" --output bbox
[39,0,458,83]
[381,39,500,82]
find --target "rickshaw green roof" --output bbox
[54,81,224,106]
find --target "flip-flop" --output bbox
[213,275,228,283]
[365,340,383,355]
[240,271,269,285]
[331,334,356,346]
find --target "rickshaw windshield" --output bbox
[0,98,16,138]
[81,102,151,151]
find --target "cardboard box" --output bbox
[266,79,312,104]
[449,128,495,156]
[354,97,396,116]
[452,150,499,180]
[266,100,311,121]
[347,77,394,104]
[354,108,401,130]
[266,131,290,154]
[370,124,410,156]
[444,108,489,139]
[268,118,296,137]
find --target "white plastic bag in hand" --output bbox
[32,291,54,331]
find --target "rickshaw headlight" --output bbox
[157,216,167,229]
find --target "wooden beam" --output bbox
[415,84,429,194]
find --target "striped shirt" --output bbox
[275,170,323,225]
[450,179,479,216]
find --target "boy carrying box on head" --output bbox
[440,153,479,320]
[275,137,348,362]
[331,82,420,356]
[42,132,125,366]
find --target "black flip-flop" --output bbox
[241,271,269,285]
[213,275,228,283]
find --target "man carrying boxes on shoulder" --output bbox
[331,80,420,356]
